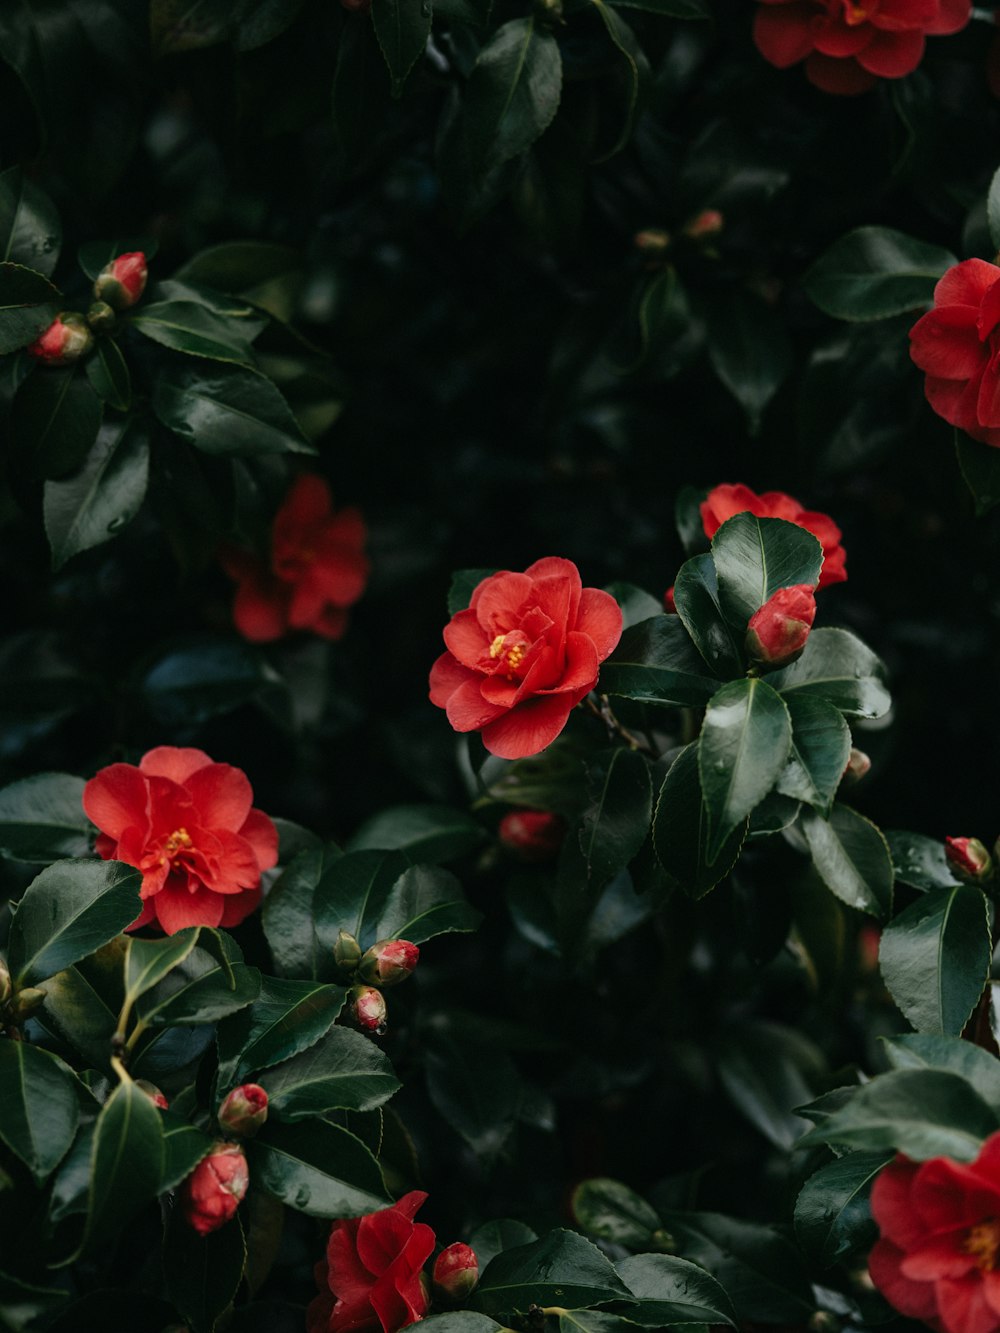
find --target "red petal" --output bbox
[152,882,225,934]
[700,484,766,537]
[936,1277,1000,1333]
[480,695,576,759]
[935,260,1000,310]
[183,763,254,833]
[391,1191,428,1223]
[537,631,600,696]
[925,368,986,433]
[871,1158,925,1247]
[978,279,1000,342]
[575,588,624,660]
[910,308,986,379]
[219,887,261,928]
[872,0,938,30]
[473,572,533,636]
[429,653,476,708]
[913,1157,1000,1232]
[240,807,279,872]
[753,3,817,66]
[198,828,262,892]
[901,1233,978,1281]
[313,606,350,640]
[445,678,508,733]
[233,573,291,642]
[856,28,924,76]
[869,1238,941,1321]
[805,53,878,93]
[926,0,971,32]
[357,1209,415,1276]
[977,349,1000,429]
[307,546,370,606]
[443,609,490,669]
[813,18,873,57]
[83,763,150,840]
[275,475,332,540]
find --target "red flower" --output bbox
[83,745,278,935]
[182,1143,249,1235]
[221,475,369,643]
[700,483,847,588]
[429,557,623,761]
[497,809,566,862]
[753,0,971,96]
[909,260,1000,448]
[28,313,93,365]
[307,1191,436,1333]
[94,251,148,310]
[869,1132,1000,1333]
[944,836,994,883]
[217,1083,269,1138]
[358,940,420,988]
[432,1242,479,1300]
[745,584,817,667]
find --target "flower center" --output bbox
[964,1219,1000,1271]
[489,633,527,680]
[841,0,874,23]
[164,826,193,857]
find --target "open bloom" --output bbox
[869,1132,1000,1333]
[307,1191,436,1333]
[753,0,971,96]
[182,1143,249,1235]
[429,557,623,760]
[909,260,1000,448]
[700,483,847,588]
[221,474,369,642]
[83,745,278,934]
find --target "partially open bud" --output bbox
[28,313,93,366]
[181,1143,249,1235]
[87,300,117,333]
[8,987,46,1022]
[745,584,817,669]
[842,748,871,785]
[359,939,419,988]
[683,209,724,241]
[633,228,670,256]
[0,959,10,1007]
[334,928,362,973]
[217,1083,269,1138]
[135,1079,169,1110]
[433,1242,480,1300]
[945,836,994,884]
[349,984,388,1035]
[93,251,148,311]
[498,809,565,863]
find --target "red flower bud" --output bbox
[664,585,677,614]
[842,748,872,785]
[433,1242,479,1300]
[218,1083,269,1138]
[28,313,93,366]
[135,1079,169,1110]
[358,940,419,988]
[944,836,994,884]
[181,1143,249,1235]
[745,584,817,668]
[857,924,881,976]
[498,809,565,863]
[683,209,724,240]
[93,251,148,310]
[350,984,388,1035]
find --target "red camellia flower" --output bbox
[909,260,1000,448]
[429,557,623,760]
[869,1132,1000,1333]
[944,836,994,883]
[307,1191,436,1333]
[93,251,148,310]
[497,809,566,862]
[221,474,369,643]
[83,745,278,934]
[753,0,971,96]
[700,483,847,588]
[182,1143,249,1235]
[745,584,817,667]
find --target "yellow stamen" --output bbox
[964,1220,1000,1271]
[164,827,193,856]
[489,634,506,658]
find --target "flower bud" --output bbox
[433,1242,480,1300]
[93,251,148,311]
[87,300,117,332]
[135,1079,169,1110]
[349,984,387,1036]
[745,584,817,669]
[358,939,420,988]
[0,959,10,1007]
[498,809,565,863]
[664,585,677,614]
[683,209,724,241]
[9,987,46,1022]
[28,313,93,366]
[217,1083,269,1138]
[842,748,871,785]
[334,928,362,973]
[945,836,994,884]
[633,229,670,256]
[181,1142,249,1235]
[857,924,881,976]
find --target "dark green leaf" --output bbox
[263,844,343,981]
[0,1041,78,1183]
[426,1034,521,1159]
[471,1229,632,1318]
[84,337,131,411]
[956,432,1000,517]
[261,1026,400,1120]
[712,514,823,633]
[372,0,431,96]
[141,639,289,728]
[672,555,744,678]
[653,743,746,898]
[705,292,792,434]
[616,1253,738,1327]
[312,848,408,953]
[882,1034,1000,1116]
[0,262,60,353]
[40,964,117,1070]
[152,362,314,455]
[605,582,664,630]
[885,831,961,893]
[216,976,346,1089]
[589,1,648,162]
[160,1113,215,1192]
[80,1079,164,1256]
[571,1178,663,1249]
[0,167,60,276]
[12,367,104,479]
[249,1119,389,1216]
[0,772,91,862]
[447,568,497,616]
[131,300,256,364]
[125,929,203,1007]
[793,1151,891,1267]
[601,614,719,707]
[715,1021,815,1151]
[469,1219,539,1270]
[332,15,391,169]
[421,1319,504,1333]
[800,803,893,919]
[164,1205,246,1333]
[8,859,141,986]
[768,627,890,719]
[607,0,709,11]
[136,936,260,1028]
[579,748,652,886]
[348,805,484,862]
[174,242,303,321]
[803,227,955,321]
[371,863,482,943]
[879,885,991,1036]
[77,237,159,282]
[775,696,851,817]
[988,165,1000,252]
[460,19,562,173]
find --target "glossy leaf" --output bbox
[590,1,648,162]
[471,1229,632,1317]
[767,628,890,719]
[600,614,719,706]
[12,367,104,479]
[152,362,314,455]
[372,0,431,96]
[216,976,346,1089]
[84,337,131,411]
[131,300,256,364]
[571,1177,663,1249]
[616,1253,737,1327]
[775,696,851,817]
[312,848,407,951]
[40,964,117,1070]
[348,804,484,861]
[711,514,823,632]
[0,772,91,862]
[0,262,60,353]
[460,19,562,173]
[174,241,303,321]
[160,1113,215,1193]
[249,1119,389,1216]
[426,1033,521,1158]
[469,1219,539,1270]
[125,929,203,1007]
[793,1150,891,1267]
[705,292,792,434]
[0,1041,79,1183]
[671,555,744,678]
[164,1205,246,1333]
[0,166,60,276]
[653,743,746,898]
[263,844,343,981]
[77,237,159,282]
[800,803,893,919]
[715,1021,815,1151]
[883,1034,1000,1116]
[803,227,955,321]
[578,748,652,886]
[135,936,260,1028]
[81,1078,165,1256]
[261,1026,401,1120]
[372,863,482,943]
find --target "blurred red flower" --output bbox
[700,483,847,588]
[83,745,278,934]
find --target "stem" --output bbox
[123,1018,149,1057]
[110,1054,131,1085]
[582,693,657,757]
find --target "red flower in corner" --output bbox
[700,483,847,588]
[83,746,278,934]
[753,0,971,95]
[307,1191,436,1333]
[429,557,623,760]
[869,1132,1000,1333]
[222,474,369,642]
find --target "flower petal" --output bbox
[445,678,508,733]
[240,807,280,872]
[869,1238,941,1321]
[183,763,254,833]
[83,763,151,841]
[575,588,624,660]
[910,308,987,380]
[753,3,817,66]
[935,260,1000,311]
[219,886,262,928]
[871,1158,925,1247]
[480,695,576,759]
[152,881,226,934]
[805,52,877,93]
[855,29,925,77]
[233,572,291,642]
[472,572,534,636]
[443,609,490,669]
[936,1276,1000,1333]
[429,652,476,708]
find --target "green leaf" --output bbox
[600,614,719,707]
[605,582,664,630]
[348,805,485,862]
[797,1068,999,1161]
[421,1319,504,1333]
[152,362,314,455]
[0,166,60,276]
[130,300,256,364]
[164,1205,246,1333]
[571,1178,663,1249]
[956,432,1000,517]
[878,885,991,1036]
[80,1079,164,1257]
[141,639,288,728]
[160,1113,215,1192]
[216,976,346,1090]
[249,1119,389,1216]
[426,1033,522,1159]
[371,0,431,96]
[672,555,744,678]
[43,415,150,570]
[312,848,407,952]
[0,1042,78,1183]
[0,772,91,862]
[371,863,482,943]
[260,1026,400,1120]
[882,1034,1000,1116]
[653,743,746,899]
[471,1229,632,1318]
[77,237,159,283]
[12,367,104,479]
[616,1253,738,1328]
[84,337,131,411]
[8,859,141,986]
[699,678,791,859]
[768,628,891,719]
[589,1,648,162]
[39,964,117,1070]
[705,292,792,434]
[800,803,893,919]
[0,262,60,353]
[469,1219,539,1269]
[461,18,562,174]
[174,241,303,321]
[715,1021,815,1151]
[606,0,709,12]
[775,696,851,817]
[579,748,652,886]
[150,0,231,54]
[803,227,956,321]
[557,1314,637,1333]
[988,165,1000,252]
[332,14,391,169]
[793,1150,891,1268]
[263,844,343,981]
[711,514,823,633]
[135,935,260,1028]
[125,929,203,1008]
[448,568,497,616]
